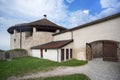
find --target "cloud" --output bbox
[98,0,120,18]
[66,0,74,3]
[100,0,119,8]
[12,0,67,21]
[0,0,68,23]
[95,8,120,19]
[68,10,92,27]
[83,10,89,14]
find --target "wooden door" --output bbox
[61,49,64,61]
[86,43,92,61]
[66,49,69,60]
[70,49,72,59]
[41,49,43,58]
[103,42,118,62]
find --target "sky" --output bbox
[0,0,120,50]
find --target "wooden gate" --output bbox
[103,42,118,62]
[86,43,92,61]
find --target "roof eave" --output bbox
[52,13,120,36]
[31,39,73,49]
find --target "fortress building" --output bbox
[8,13,120,62]
[7,15,67,55]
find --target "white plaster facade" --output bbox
[32,49,40,58]
[59,42,73,61]
[43,49,58,61]
[31,42,73,62]
[53,31,72,41]
[53,15,120,61]
[72,17,120,60]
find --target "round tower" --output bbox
[7,15,67,55]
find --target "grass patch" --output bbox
[0,56,87,80]
[28,74,90,80]
[59,59,87,66]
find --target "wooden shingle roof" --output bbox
[7,18,67,34]
[31,39,73,49]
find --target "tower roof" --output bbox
[7,16,67,34]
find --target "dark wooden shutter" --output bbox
[41,49,43,58]
[61,49,64,61]
[70,49,72,59]
[66,49,69,60]
[103,42,118,62]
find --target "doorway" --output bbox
[86,40,118,62]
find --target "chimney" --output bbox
[44,14,47,19]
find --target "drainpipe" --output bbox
[20,26,22,49]
[71,31,73,40]
[57,49,59,62]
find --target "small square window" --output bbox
[14,39,16,42]
[45,49,47,52]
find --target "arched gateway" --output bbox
[86,40,120,62]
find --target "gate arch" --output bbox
[86,40,120,62]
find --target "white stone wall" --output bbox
[72,17,120,60]
[10,32,20,49]
[53,31,72,41]
[31,43,73,62]
[22,31,54,55]
[32,31,53,45]
[42,43,73,62]
[32,49,41,58]
[43,49,58,61]
[10,29,54,55]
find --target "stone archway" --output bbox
[86,40,120,62]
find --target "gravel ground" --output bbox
[9,58,120,80]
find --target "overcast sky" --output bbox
[0,0,120,50]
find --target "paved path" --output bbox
[9,58,120,80]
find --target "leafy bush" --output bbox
[7,48,27,52]
[0,49,4,52]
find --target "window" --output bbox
[45,49,47,52]
[14,39,16,43]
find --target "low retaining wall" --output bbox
[0,52,6,60]
[0,50,28,60]
[9,50,28,59]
